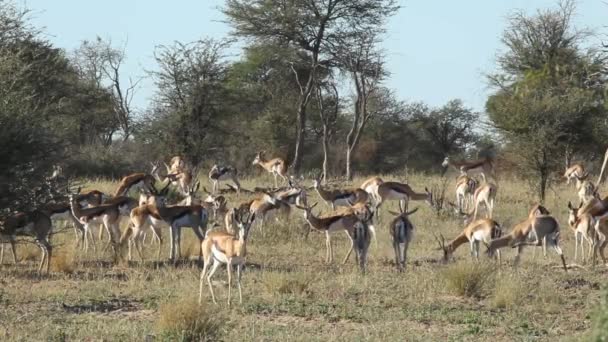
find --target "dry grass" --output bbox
[1,172,607,340]
[442,261,496,298]
[50,250,76,274]
[156,296,226,341]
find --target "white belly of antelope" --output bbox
[471,230,487,243]
[211,244,245,265]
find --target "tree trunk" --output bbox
[346,147,353,181]
[322,125,329,184]
[291,101,307,173]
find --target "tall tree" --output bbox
[223,0,398,172]
[487,0,606,201]
[73,37,140,141]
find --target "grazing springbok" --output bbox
[373,181,432,214]
[442,156,494,178]
[486,215,567,271]
[388,206,418,271]
[209,165,240,194]
[199,208,255,305]
[252,151,288,188]
[434,218,503,263]
[0,210,53,273]
[564,163,585,185]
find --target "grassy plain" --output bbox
[1,172,607,341]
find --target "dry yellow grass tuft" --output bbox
[50,250,76,274]
[442,261,496,299]
[156,296,226,341]
[490,273,525,309]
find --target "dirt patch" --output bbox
[561,278,600,290]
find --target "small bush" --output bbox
[50,251,76,274]
[442,262,495,299]
[490,274,524,309]
[156,297,225,342]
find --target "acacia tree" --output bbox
[146,39,232,165]
[414,99,478,157]
[223,0,398,172]
[487,0,606,201]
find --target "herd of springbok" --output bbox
[3,152,608,305]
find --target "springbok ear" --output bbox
[567,201,573,210]
[425,187,429,193]
[76,186,82,194]
[194,181,200,193]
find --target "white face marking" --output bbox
[441,158,449,167]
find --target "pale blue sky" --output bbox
[23,0,607,113]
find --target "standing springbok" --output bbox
[295,203,372,265]
[564,163,585,185]
[151,161,196,196]
[360,176,384,203]
[199,208,255,305]
[313,178,367,210]
[69,190,134,252]
[114,173,156,197]
[144,183,209,261]
[434,218,503,263]
[209,165,240,194]
[442,156,494,178]
[373,181,432,213]
[486,215,567,271]
[460,174,497,224]
[0,210,53,273]
[388,206,418,271]
[567,201,595,263]
[574,172,597,204]
[455,174,478,211]
[252,151,288,188]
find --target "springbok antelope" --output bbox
[434,218,502,263]
[295,203,370,264]
[455,174,478,211]
[352,209,374,273]
[114,173,156,197]
[69,190,134,252]
[209,165,240,194]
[119,195,166,262]
[199,208,255,305]
[442,156,494,178]
[144,183,209,261]
[252,151,288,188]
[564,163,585,185]
[486,215,567,271]
[169,155,187,174]
[388,206,418,271]
[574,172,597,204]
[360,176,384,203]
[248,193,291,229]
[373,182,432,213]
[151,161,196,196]
[313,178,367,210]
[567,201,595,263]
[460,174,497,224]
[40,202,85,245]
[0,210,53,273]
